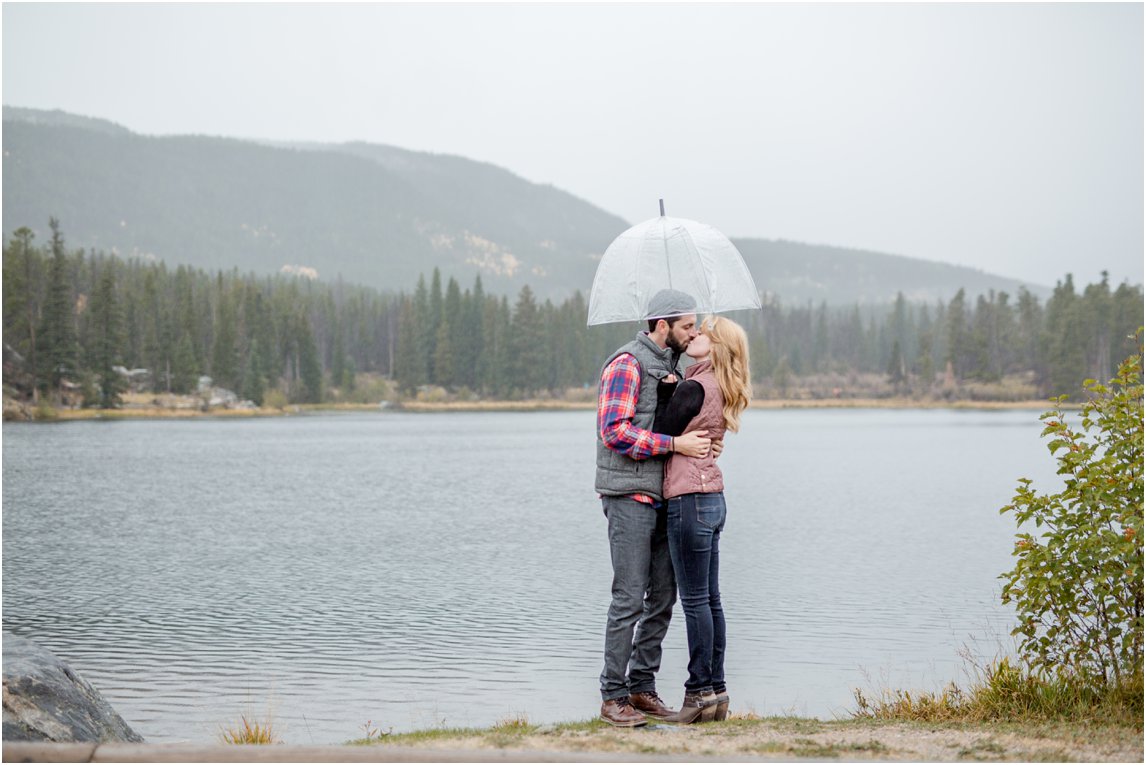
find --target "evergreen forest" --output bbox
[3,221,1142,409]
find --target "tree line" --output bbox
[3,220,1141,407]
[746,276,1142,397]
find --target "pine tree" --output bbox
[242,339,266,406]
[251,288,277,392]
[173,266,200,379]
[144,267,172,392]
[1081,274,1113,383]
[1015,287,1043,375]
[410,275,431,385]
[211,278,239,390]
[1043,275,1088,398]
[426,268,443,381]
[887,339,906,386]
[436,276,462,388]
[171,333,197,394]
[813,302,830,372]
[485,296,512,397]
[843,305,864,371]
[1110,282,1144,363]
[433,321,454,388]
[945,288,970,380]
[916,304,936,384]
[37,219,78,394]
[509,285,546,396]
[297,313,323,404]
[970,293,994,380]
[395,296,420,393]
[343,356,357,393]
[331,319,348,391]
[889,292,910,362]
[88,260,126,408]
[465,275,487,391]
[3,227,41,395]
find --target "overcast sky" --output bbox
[3,3,1142,288]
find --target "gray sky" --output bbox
[3,2,1142,288]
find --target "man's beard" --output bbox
[666,333,690,354]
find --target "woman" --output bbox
[654,315,752,724]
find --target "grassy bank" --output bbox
[341,663,1142,760]
[344,713,1141,761]
[5,395,1062,421]
[853,661,1142,728]
[398,397,1060,412]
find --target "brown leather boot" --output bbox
[712,690,730,721]
[630,690,677,720]
[667,691,718,724]
[600,697,648,727]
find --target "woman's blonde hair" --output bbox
[703,316,752,432]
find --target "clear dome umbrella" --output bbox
[586,200,762,326]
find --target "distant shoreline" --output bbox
[4,396,1065,422]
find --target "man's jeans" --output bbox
[600,496,676,701]
[666,492,727,694]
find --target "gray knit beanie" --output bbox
[645,288,698,320]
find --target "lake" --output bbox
[2,408,1063,744]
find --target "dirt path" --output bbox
[359,717,1143,762]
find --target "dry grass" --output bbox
[218,713,280,745]
[853,658,1143,728]
[749,397,1053,410]
[490,714,533,732]
[397,399,593,412]
[8,384,1066,421]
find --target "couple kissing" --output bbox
[595,288,752,727]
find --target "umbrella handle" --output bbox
[659,198,665,217]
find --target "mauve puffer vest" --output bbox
[663,360,727,500]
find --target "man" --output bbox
[596,288,714,727]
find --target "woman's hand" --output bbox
[663,374,677,384]
[673,430,711,458]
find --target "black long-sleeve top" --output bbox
[652,378,706,437]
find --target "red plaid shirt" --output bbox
[598,353,673,505]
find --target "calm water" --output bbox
[3,409,1062,743]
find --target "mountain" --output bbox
[3,106,1050,304]
[733,238,1049,305]
[2,107,625,300]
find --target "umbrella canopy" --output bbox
[586,206,762,326]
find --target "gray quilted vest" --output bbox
[595,332,684,502]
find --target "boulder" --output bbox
[2,396,33,421]
[2,633,144,743]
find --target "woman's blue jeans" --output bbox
[666,492,727,694]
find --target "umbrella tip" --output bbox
[659,199,665,217]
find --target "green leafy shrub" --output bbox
[262,388,288,410]
[1000,332,1143,689]
[33,401,58,420]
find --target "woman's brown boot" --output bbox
[668,691,718,724]
[712,690,730,721]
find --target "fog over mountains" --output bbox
[3,106,1051,304]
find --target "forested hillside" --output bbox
[3,221,1138,409]
[2,107,626,301]
[4,107,1049,305]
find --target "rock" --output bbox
[2,633,144,743]
[2,397,33,421]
